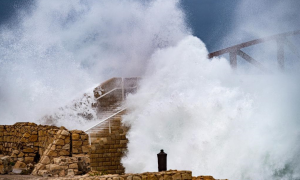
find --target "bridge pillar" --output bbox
[229,51,237,69]
[277,38,285,70]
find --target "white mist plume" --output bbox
[0,0,189,126]
[122,1,300,179]
[122,35,300,179]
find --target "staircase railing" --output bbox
[85,108,126,145]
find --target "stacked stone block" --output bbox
[90,111,128,174]
[0,122,60,165]
[32,127,90,176]
[36,156,90,177]
[71,130,90,155]
[29,170,193,180]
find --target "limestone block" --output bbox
[148,174,158,180]
[59,150,70,156]
[59,169,66,177]
[72,130,83,134]
[67,169,75,177]
[12,150,19,154]
[142,175,148,180]
[69,163,78,169]
[51,145,56,150]
[182,173,192,180]
[133,175,142,180]
[38,170,48,176]
[72,148,79,153]
[61,130,70,136]
[18,152,24,157]
[29,135,38,142]
[65,137,70,144]
[81,134,88,140]
[62,144,70,150]
[23,133,31,138]
[55,139,65,146]
[53,158,61,165]
[23,148,34,153]
[11,153,17,158]
[172,173,181,180]
[57,130,62,135]
[40,156,50,164]
[29,153,36,157]
[35,163,45,171]
[17,158,24,162]
[24,157,34,163]
[13,161,26,169]
[72,133,80,140]
[82,146,90,153]
[73,141,82,146]
[48,150,58,156]
[47,164,62,171]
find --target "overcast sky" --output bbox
[0,0,299,51]
[0,0,240,51]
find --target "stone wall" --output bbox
[71,130,90,155]
[0,122,60,164]
[0,122,90,175]
[36,156,90,177]
[89,111,128,174]
[32,128,90,176]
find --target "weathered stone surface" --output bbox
[53,158,61,165]
[13,161,26,169]
[72,133,80,140]
[35,163,45,171]
[29,135,38,142]
[24,157,34,163]
[61,130,70,136]
[69,163,78,169]
[62,144,70,150]
[23,148,34,153]
[40,156,50,164]
[133,175,142,180]
[67,169,75,177]
[38,170,48,176]
[47,164,62,171]
[48,150,58,156]
[82,146,90,153]
[59,169,66,177]
[12,150,19,154]
[23,133,31,138]
[59,150,70,156]
[73,141,83,146]
[182,173,192,180]
[55,139,65,146]
[172,173,182,180]
[149,174,158,180]
[17,152,24,157]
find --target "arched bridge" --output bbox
[208,30,300,71]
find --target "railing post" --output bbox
[277,38,285,70]
[229,51,237,69]
[88,132,91,145]
[122,77,124,101]
[109,119,111,134]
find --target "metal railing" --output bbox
[84,77,140,145]
[208,30,300,70]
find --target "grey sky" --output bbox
[0,0,299,51]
